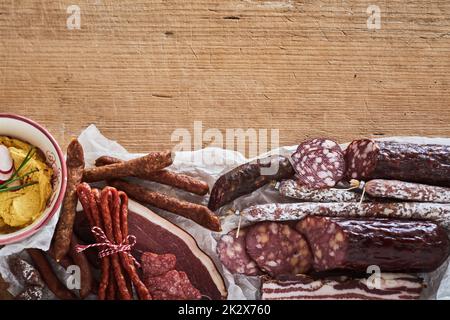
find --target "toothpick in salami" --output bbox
[109,179,221,231]
[53,139,85,262]
[83,150,173,182]
[261,273,423,300]
[344,139,450,186]
[364,179,450,203]
[278,179,363,202]
[208,155,294,211]
[296,216,450,272]
[241,202,450,228]
[95,155,209,196]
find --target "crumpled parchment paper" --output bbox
[1,125,450,299]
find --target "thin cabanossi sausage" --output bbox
[364,179,450,203]
[278,179,362,202]
[100,187,132,300]
[83,151,173,182]
[77,183,110,300]
[344,139,450,186]
[208,155,294,211]
[241,202,450,228]
[109,179,221,232]
[27,249,77,300]
[296,216,450,273]
[53,139,85,262]
[95,156,209,196]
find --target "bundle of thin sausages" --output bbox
[76,183,151,300]
[86,154,220,232]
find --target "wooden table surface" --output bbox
[1,0,450,298]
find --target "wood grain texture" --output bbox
[1,0,450,297]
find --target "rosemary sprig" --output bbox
[0,181,38,193]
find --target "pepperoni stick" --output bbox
[68,234,93,299]
[364,179,450,203]
[77,183,110,300]
[53,139,85,261]
[100,187,132,300]
[95,156,209,196]
[83,151,173,183]
[117,191,152,300]
[110,179,221,231]
[27,249,77,300]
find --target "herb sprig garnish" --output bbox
[0,148,39,193]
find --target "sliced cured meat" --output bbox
[345,139,450,186]
[216,228,262,276]
[142,252,202,300]
[141,252,177,277]
[292,138,345,189]
[296,216,450,273]
[365,179,450,203]
[278,179,362,202]
[261,273,423,300]
[245,222,312,276]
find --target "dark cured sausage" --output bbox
[364,179,450,203]
[245,222,312,276]
[95,156,209,196]
[241,202,450,229]
[53,139,85,262]
[345,139,450,186]
[208,155,294,211]
[109,179,221,231]
[83,151,173,182]
[296,216,450,273]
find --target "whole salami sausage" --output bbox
[245,222,312,276]
[241,202,450,228]
[208,155,294,211]
[95,155,209,196]
[278,179,362,202]
[345,139,450,186]
[296,216,450,273]
[216,228,263,276]
[364,179,450,203]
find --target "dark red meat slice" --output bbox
[296,216,450,273]
[145,270,202,300]
[292,145,345,188]
[216,228,263,276]
[141,252,177,277]
[245,222,312,276]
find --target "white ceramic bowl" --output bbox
[0,114,67,245]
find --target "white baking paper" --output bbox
[1,125,450,299]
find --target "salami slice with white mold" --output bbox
[245,222,312,277]
[291,138,345,189]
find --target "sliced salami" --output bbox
[296,216,450,273]
[292,138,345,189]
[345,139,450,186]
[245,222,312,276]
[365,179,450,203]
[216,228,262,276]
[278,179,363,202]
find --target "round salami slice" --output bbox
[292,140,345,188]
[245,222,312,276]
[216,228,262,276]
[344,139,379,180]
